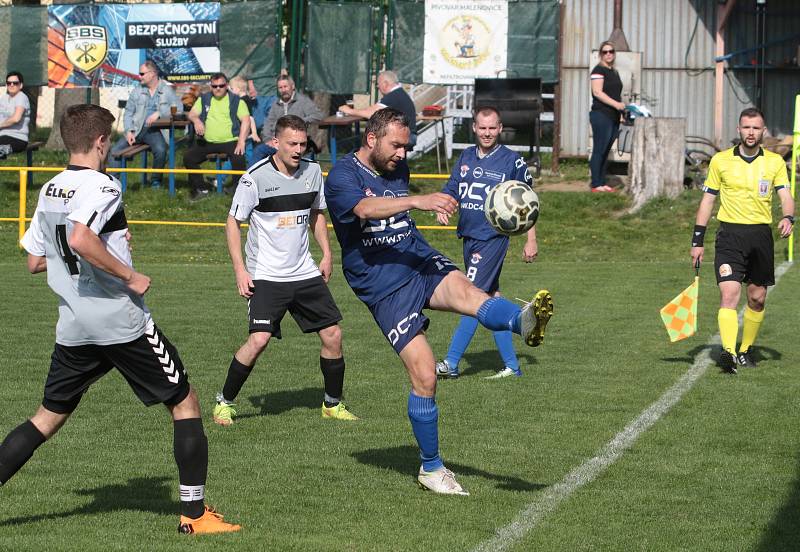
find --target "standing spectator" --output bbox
[0,71,31,155]
[690,107,794,374]
[185,73,250,200]
[589,41,626,193]
[253,75,323,163]
[338,70,417,146]
[110,61,178,188]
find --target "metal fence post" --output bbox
[18,169,28,247]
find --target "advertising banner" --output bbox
[422,0,508,84]
[48,3,220,88]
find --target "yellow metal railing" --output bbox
[1,166,454,246]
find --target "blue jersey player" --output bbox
[325,109,554,495]
[435,106,550,379]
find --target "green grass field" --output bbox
[1,170,799,551]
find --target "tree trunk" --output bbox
[45,88,99,150]
[626,118,686,213]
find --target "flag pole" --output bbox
[789,95,799,263]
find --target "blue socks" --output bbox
[493,330,520,372]
[407,392,443,472]
[445,315,479,371]
[446,316,520,375]
[476,297,522,334]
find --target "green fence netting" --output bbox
[220,0,282,94]
[305,1,374,94]
[0,6,48,86]
[391,1,423,84]
[390,0,559,84]
[508,0,558,82]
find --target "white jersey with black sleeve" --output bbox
[229,156,325,282]
[20,166,151,346]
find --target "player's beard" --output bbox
[369,148,399,173]
[742,133,761,149]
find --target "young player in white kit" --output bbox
[2,104,240,534]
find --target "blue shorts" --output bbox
[462,236,509,294]
[368,254,457,354]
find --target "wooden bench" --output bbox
[113,143,151,192]
[23,142,44,186]
[205,152,229,193]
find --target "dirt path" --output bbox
[537,180,590,192]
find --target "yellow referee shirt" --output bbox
[703,145,789,224]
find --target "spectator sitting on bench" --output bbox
[337,70,417,147]
[0,71,31,157]
[252,74,322,164]
[110,60,178,188]
[228,76,260,165]
[185,72,250,200]
[246,78,277,146]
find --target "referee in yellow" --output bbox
[690,107,794,374]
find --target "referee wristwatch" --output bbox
[782,215,795,225]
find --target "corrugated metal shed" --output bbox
[559,0,800,157]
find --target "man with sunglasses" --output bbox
[0,71,30,156]
[109,61,178,188]
[185,73,251,200]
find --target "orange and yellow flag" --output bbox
[660,276,699,342]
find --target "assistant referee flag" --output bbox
[660,270,699,343]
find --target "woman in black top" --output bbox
[589,41,626,192]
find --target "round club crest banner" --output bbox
[423,0,508,84]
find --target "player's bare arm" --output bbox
[777,187,795,238]
[310,209,333,282]
[690,192,716,267]
[523,225,538,263]
[225,215,253,298]
[68,222,150,295]
[27,254,46,274]
[353,193,457,220]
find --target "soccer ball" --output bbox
[484,180,540,236]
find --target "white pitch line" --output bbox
[472,261,793,552]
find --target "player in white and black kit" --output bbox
[212,115,357,425]
[1,105,240,535]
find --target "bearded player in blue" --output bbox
[436,106,551,380]
[325,108,553,496]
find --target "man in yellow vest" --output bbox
[185,73,250,200]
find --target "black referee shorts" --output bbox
[43,325,190,414]
[714,222,774,286]
[248,276,342,338]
